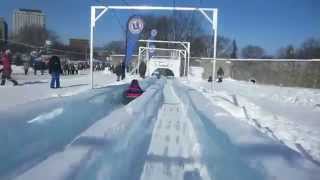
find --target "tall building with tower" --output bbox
[0,17,8,44]
[13,9,45,34]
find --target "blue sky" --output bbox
[0,0,319,55]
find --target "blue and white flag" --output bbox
[124,16,144,67]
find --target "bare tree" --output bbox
[297,38,320,59]
[241,45,265,58]
[277,45,296,59]
[231,40,238,58]
[14,25,53,46]
[104,14,233,58]
[7,25,60,54]
[103,41,125,56]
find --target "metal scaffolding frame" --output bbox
[90,5,218,89]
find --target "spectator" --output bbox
[115,63,122,81]
[217,67,224,83]
[63,63,68,75]
[121,61,126,80]
[139,61,147,78]
[23,61,30,75]
[0,49,18,86]
[40,61,46,75]
[48,56,63,88]
[33,61,39,75]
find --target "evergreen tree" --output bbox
[231,39,238,58]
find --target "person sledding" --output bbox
[124,79,144,100]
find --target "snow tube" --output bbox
[122,88,144,104]
[126,92,143,99]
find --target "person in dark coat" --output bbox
[139,61,147,78]
[33,61,38,75]
[0,50,18,86]
[120,61,126,80]
[48,56,63,88]
[40,61,46,75]
[23,61,30,75]
[217,67,224,83]
[115,63,122,81]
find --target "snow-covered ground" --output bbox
[187,66,320,165]
[0,65,319,180]
[0,66,132,111]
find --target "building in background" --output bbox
[13,9,45,34]
[69,38,89,60]
[0,17,8,44]
[69,38,89,51]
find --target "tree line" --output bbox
[104,13,320,59]
[1,25,91,61]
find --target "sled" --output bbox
[122,89,144,104]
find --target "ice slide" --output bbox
[0,79,154,179]
[13,79,165,180]
[4,79,320,180]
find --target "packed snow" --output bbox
[187,66,320,165]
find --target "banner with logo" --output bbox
[124,15,144,67]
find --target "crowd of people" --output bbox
[1,49,147,89]
[62,62,89,75]
[21,59,107,77]
[0,49,109,88]
[110,61,146,81]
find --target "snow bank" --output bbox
[205,90,320,164]
[174,81,320,180]
[219,78,320,108]
[186,67,320,164]
[0,70,146,112]
[0,71,120,111]
[189,66,204,81]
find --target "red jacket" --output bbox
[1,54,12,74]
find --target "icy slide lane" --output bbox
[0,79,154,179]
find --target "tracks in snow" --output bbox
[140,81,210,180]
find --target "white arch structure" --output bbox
[90,5,218,89]
[138,39,189,77]
[138,46,187,77]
